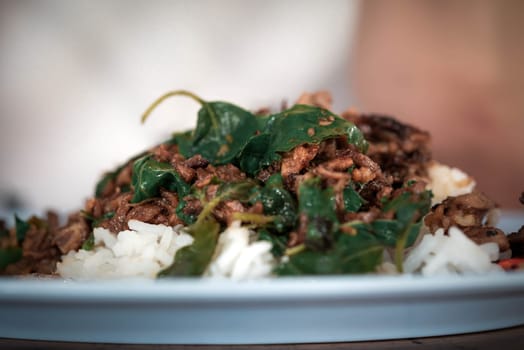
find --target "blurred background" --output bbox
[0,0,522,218]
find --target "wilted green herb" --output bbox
[0,247,22,270]
[239,104,368,175]
[130,155,190,203]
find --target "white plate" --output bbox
[1,273,524,344]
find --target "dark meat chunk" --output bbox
[194,164,246,188]
[463,226,510,252]
[115,163,133,187]
[173,162,196,183]
[213,200,246,225]
[54,213,90,254]
[152,143,179,163]
[126,203,166,225]
[344,114,431,187]
[98,193,134,233]
[281,144,320,179]
[215,164,246,183]
[99,190,184,232]
[4,257,58,275]
[181,196,203,218]
[508,226,524,257]
[256,161,281,182]
[424,191,497,233]
[184,154,209,169]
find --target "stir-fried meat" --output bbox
[4,257,58,275]
[23,222,56,260]
[184,154,209,169]
[463,226,510,252]
[213,200,246,225]
[54,213,90,254]
[344,114,431,187]
[173,161,196,183]
[424,191,497,233]
[295,91,333,110]
[423,191,510,250]
[152,143,179,163]
[281,144,320,179]
[508,226,524,257]
[194,164,246,188]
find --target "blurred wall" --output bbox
[351,0,524,208]
[0,0,358,214]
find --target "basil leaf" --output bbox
[0,247,22,270]
[298,178,339,251]
[14,215,30,244]
[159,217,220,277]
[276,229,383,275]
[250,174,297,233]
[343,185,364,212]
[239,105,368,175]
[142,90,259,165]
[130,155,190,203]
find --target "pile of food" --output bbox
[1,90,523,279]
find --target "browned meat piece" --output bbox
[424,191,497,233]
[98,193,134,233]
[194,163,246,188]
[343,207,383,224]
[126,203,166,224]
[182,196,203,218]
[463,226,510,252]
[115,163,133,187]
[184,154,209,169]
[344,114,431,187]
[173,162,196,183]
[256,161,281,182]
[4,257,58,275]
[295,91,333,110]
[508,226,524,257]
[213,200,246,225]
[215,164,246,183]
[152,143,179,163]
[316,138,338,161]
[281,144,320,179]
[194,166,216,188]
[54,213,90,254]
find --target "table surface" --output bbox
[2,324,524,350]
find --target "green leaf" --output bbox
[130,155,190,203]
[343,185,364,212]
[257,229,288,257]
[81,234,95,251]
[158,217,220,276]
[15,215,30,244]
[298,178,339,251]
[95,153,145,198]
[249,174,297,233]
[190,102,260,164]
[238,105,368,175]
[0,247,22,270]
[276,229,383,275]
[142,90,260,164]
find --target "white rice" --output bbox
[205,221,276,280]
[57,220,276,281]
[427,161,476,205]
[403,226,503,275]
[56,220,193,279]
